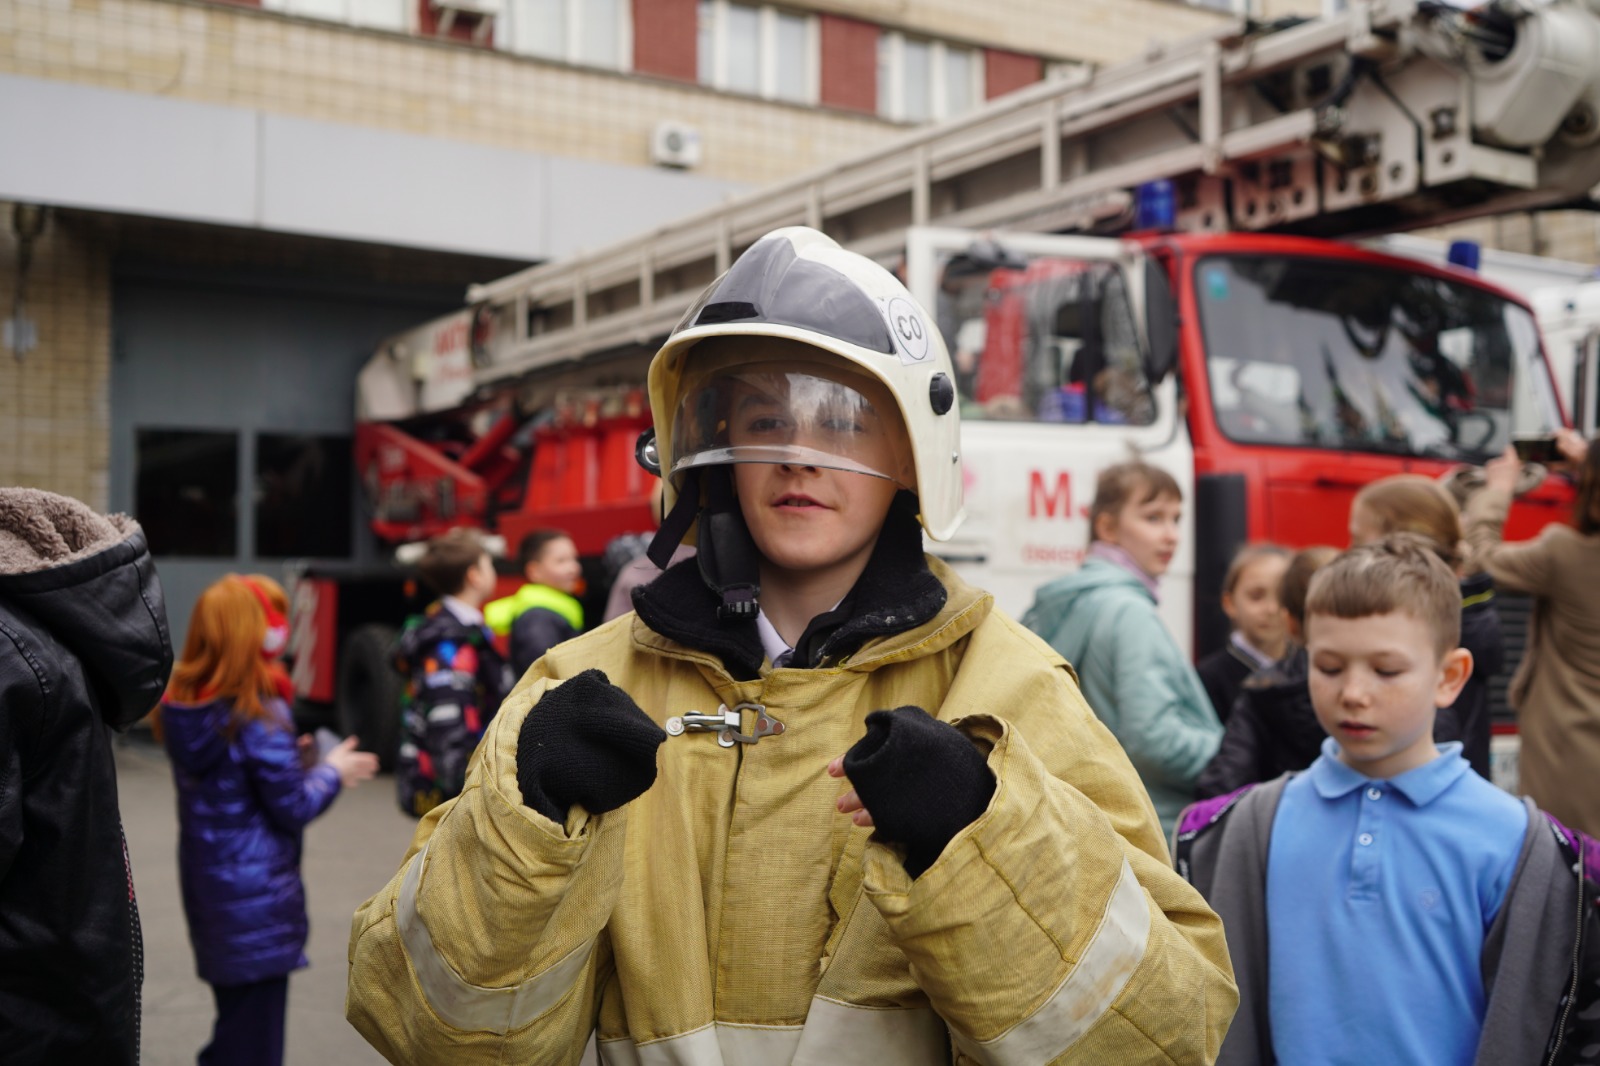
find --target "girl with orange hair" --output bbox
[160,575,377,1066]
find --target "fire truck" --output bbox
[296,0,1600,772]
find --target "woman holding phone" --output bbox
[1464,428,1600,835]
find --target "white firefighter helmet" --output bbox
[646,226,965,541]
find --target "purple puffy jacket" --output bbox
[160,696,340,986]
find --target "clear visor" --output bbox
[671,361,912,487]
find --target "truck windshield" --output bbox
[1195,255,1543,461]
[933,251,1156,425]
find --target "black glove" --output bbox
[516,669,667,822]
[841,707,996,879]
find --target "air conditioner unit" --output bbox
[651,121,703,169]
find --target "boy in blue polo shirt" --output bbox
[1176,533,1599,1066]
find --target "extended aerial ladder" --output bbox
[359,0,1600,422]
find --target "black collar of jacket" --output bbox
[632,492,947,680]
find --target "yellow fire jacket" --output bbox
[347,560,1236,1064]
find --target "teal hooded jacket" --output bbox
[1023,557,1222,833]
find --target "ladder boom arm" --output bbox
[363,0,1600,418]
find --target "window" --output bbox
[1046,59,1089,83]
[506,0,630,70]
[697,1,816,104]
[261,0,409,33]
[931,252,1156,426]
[1195,255,1538,460]
[135,429,239,557]
[877,32,980,123]
[255,434,354,558]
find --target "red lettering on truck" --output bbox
[1029,470,1072,518]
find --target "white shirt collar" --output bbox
[441,595,485,627]
[755,609,794,668]
[756,598,847,668]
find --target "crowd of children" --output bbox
[1176,535,1596,1065]
[61,222,1580,1065]
[17,225,1594,1065]
[333,227,1600,1066]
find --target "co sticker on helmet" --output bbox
[883,296,931,366]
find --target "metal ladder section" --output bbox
[465,0,1600,389]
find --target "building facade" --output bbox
[0,0,1270,625]
[3,0,1593,625]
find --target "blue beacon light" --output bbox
[1447,240,1481,271]
[1134,179,1178,231]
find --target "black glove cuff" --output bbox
[516,669,667,822]
[842,707,996,878]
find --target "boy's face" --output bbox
[527,537,582,594]
[1223,555,1289,652]
[723,369,907,588]
[1305,608,1471,779]
[733,462,899,586]
[1097,491,1182,579]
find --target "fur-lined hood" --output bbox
[0,488,173,728]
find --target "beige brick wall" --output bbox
[0,205,112,512]
[1258,0,1326,20]
[801,0,1232,65]
[0,0,893,187]
[1421,211,1600,268]
[0,0,1244,190]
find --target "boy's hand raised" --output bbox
[516,669,667,823]
[828,707,995,878]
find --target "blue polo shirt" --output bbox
[1266,740,1528,1066]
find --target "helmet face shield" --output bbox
[671,359,913,488]
[647,226,966,542]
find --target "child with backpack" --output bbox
[1177,536,1598,1066]
[394,527,514,818]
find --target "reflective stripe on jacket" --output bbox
[347,559,1237,1064]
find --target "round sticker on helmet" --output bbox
[884,297,931,365]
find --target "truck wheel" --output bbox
[336,623,402,773]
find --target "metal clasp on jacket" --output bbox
[664,703,785,747]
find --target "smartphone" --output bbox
[1511,435,1563,463]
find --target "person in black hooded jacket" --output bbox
[1454,568,1504,778]
[0,487,174,1066]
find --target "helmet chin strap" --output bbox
[645,466,763,623]
[647,467,700,569]
[695,467,762,622]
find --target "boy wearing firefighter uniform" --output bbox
[346,227,1237,1064]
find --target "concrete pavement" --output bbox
[117,731,417,1066]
